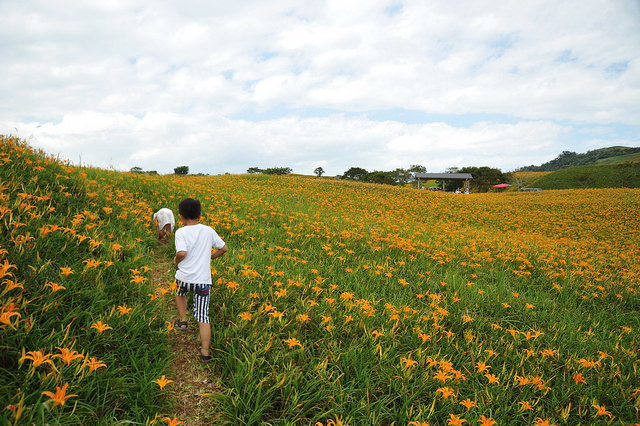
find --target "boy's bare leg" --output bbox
[161,224,172,243]
[176,295,188,322]
[198,322,211,356]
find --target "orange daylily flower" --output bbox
[59,267,74,277]
[477,416,496,426]
[83,259,101,269]
[459,398,475,410]
[446,414,467,425]
[591,404,613,418]
[370,330,383,338]
[401,357,418,369]
[284,338,302,349]
[238,312,252,321]
[484,374,500,384]
[19,350,54,368]
[437,387,455,400]
[1,279,23,293]
[117,305,132,315]
[0,259,17,278]
[130,275,147,284]
[475,362,490,373]
[297,314,310,322]
[572,373,586,384]
[1,303,21,325]
[91,321,113,333]
[84,357,107,372]
[340,292,354,300]
[41,382,78,406]
[418,332,431,342]
[153,375,174,390]
[44,282,66,292]
[269,310,284,319]
[434,370,452,383]
[518,401,533,411]
[53,347,83,365]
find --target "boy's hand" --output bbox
[174,251,187,265]
[211,244,228,260]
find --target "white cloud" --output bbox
[1,0,639,175]
[12,112,573,176]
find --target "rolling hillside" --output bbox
[518,146,640,172]
[529,161,640,189]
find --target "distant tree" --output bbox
[174,166,189,175]
[314,167,325,177]
[247,167,263,174]
[392,168,413,185]
[405,164,427,187]
[408,164,427,175]
[368,170,397,185]
[342,167,369,181]
[130,166,143,174]
[459,166,505,192]
[264,167,292,175]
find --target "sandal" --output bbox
[173,319,188,331]
[200,348,212,363]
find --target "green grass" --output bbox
[530,161,640,189]
[596,152,640,165]
[0,136,172,424]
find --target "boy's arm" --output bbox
[211,244,228,260]
[174,251,187,265]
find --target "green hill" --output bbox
[530,161,640,189]
[519,146,640,172]
[595,151,640,165]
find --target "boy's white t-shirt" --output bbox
[153,208,175,231]
[174,223,225,285]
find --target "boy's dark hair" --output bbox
[178,198,201,220]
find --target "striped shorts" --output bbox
[176,280,211,324]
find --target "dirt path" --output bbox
[150,247,223,425]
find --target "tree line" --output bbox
[131,164,507,193]
[339,165,506,192]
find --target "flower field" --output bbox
[0,137,172,424]
[2,135,639,424]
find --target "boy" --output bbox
[153,207,175,244]
[173,198,228,362]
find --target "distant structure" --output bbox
[414,173,473,193]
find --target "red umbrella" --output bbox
[492,183,512,188]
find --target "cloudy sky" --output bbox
[2,0,639,175]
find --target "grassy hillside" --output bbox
[596,151,640,165]
[519,145,640,172]
[530,161,640,189]
[0,136,173,424]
